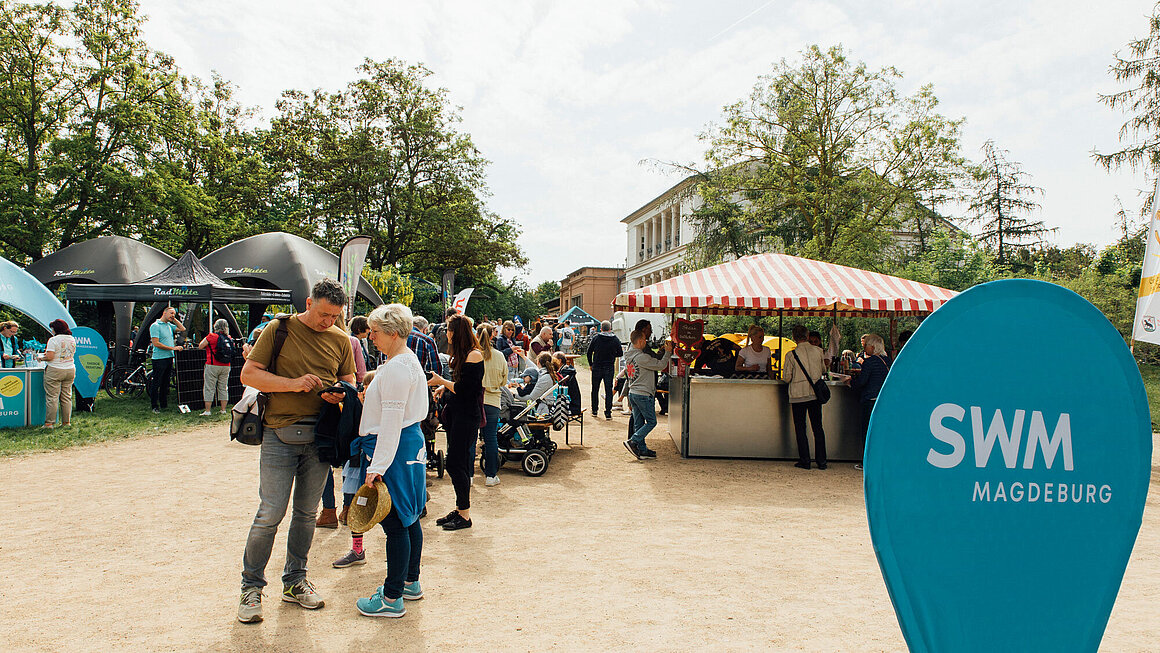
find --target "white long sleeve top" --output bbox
[361,349,429,477]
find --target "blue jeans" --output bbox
[321,470,336,510]
[380,507,422,600]
[629,393,657,449]
[482,404,500,477]
[240,426,330,589]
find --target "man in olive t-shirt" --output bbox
[236,279,355,624]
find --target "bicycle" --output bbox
[104,350,153,399]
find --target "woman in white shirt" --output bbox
[735,325,775,378]
[38,319,77,428]
[354,303,430,619]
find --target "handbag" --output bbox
[229,316,291,445]
[792,349,831,405]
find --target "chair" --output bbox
[564,409,585,445]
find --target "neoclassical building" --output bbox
[621,176,700,292]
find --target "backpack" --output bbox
[214,333,235,363]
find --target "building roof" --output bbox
[620,175,700,224]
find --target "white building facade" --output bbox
[621,177,701,291]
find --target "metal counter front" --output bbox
[669,374,863,460]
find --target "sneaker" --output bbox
[854,463,864,470]
[199,410,212,416]
[623,440,644,460]
[485,476,500,487]
[442,513,472,531]
[817,463,828,470]
[794,462,810,470]
[152,408,161,414]
[356,586,405,618]
[237,588,263,623]
[402,580,424,601]
[604,413,612,420]
[640,448,657,459]
[435,510,460,526]
[333,549,366,568]
[282,578,324,609]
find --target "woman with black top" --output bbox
[552,352,582,415]
[426,313,484,531]
[849,333,891,470]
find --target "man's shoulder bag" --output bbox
[230,315,292,445]
[792,349,831,405]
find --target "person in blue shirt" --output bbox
[148,307,186,413]
[849,333,891,470]
[0,321,21,368]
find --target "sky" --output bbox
[140,0,1154,285]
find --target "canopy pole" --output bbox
[777,309,783,377]
[889,314,897,358]
[209,299,214,340]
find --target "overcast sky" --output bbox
[141,0,1152,284]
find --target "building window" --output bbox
[572,294,583,309]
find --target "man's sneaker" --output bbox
[435,510,460,526]
[604,413,612,420]
[623,440,644,460]
[333,549,366,568]
[485,476,500,487]
[199,410,212,416]
[237,588,263,623]
[152,408,160,414]
[640,448,657,459]
[356,586,405,618]
[854,463,864,470]
[402,580,424,601]
[282,578,324,609]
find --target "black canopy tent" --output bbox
[202,232,384,330]
[25,236,175,364]
[66,251,291,353]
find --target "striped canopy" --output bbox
[613,253,957,317]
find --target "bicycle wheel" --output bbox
[122,367,149,399]
[104,365,130,399]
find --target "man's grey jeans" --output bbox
[240,424,329,589]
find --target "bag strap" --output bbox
[791,350,819,385]
[268,316,292,376]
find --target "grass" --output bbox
[1138,363,1160,429]
[0,392,231,456]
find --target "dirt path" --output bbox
[2,374,1158,652]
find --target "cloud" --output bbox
[139,0,1153,282]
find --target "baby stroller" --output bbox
[482,383,568,477]
[421,389,445,478]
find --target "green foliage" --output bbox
[1096,2,1160,172]
[892,231,999,291]
[266,59,526,278]
[361,267,414,306]
[966,140,1052,264]
[689,45,966,269]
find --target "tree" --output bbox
[267,59,525,278]
[1095,2,1160,172]
[686,45,966,269]
[966,140,1052,264]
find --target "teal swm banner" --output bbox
[865,279,1151,652]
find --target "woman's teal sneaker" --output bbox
[402,580,424,600]
[356,586,406,618]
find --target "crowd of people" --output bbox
[2,318,79,429]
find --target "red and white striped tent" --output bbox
[613,253,957,317]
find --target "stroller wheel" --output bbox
[436,450,445,479]
[522,449,549,477]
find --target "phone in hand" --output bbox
[317,384,345,396]
[424,371,433,380]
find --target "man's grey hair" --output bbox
[413,316,430,333]
[600,320,612,332]
[311,278,347,307]
[368,303,414,338]
[213,318,229,334]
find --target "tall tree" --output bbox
[686,45,966,269]
[1095,2,1160,172]
[966,140,1051,264]
[267,59,525,278]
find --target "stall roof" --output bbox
[24,236,175,287]
[66,251,292,304]
[201,232,383,311]
[0,255,76,331]
[613,253,957,317]
[557,305,600,326]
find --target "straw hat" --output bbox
[347,479,392,534]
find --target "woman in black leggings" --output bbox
[426,313,483,531]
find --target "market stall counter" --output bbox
[0,366,48,428]
[668,372,862,460]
